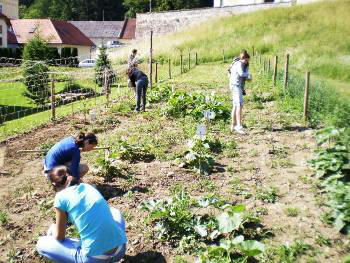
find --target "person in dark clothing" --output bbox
[128,61,149,112]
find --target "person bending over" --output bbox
[44,132,98,180]
[128,61,149,112]
[36,166,127,263]
[228,50,252,134]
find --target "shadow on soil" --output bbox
[97,183,149,201]
[123,251,166,263]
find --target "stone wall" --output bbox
[136,2,291,39]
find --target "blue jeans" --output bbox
[135,76,148,111]
[36,208,127,263]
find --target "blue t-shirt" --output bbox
[54,184,127,256]
[45,137,81,178]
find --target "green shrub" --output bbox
[21,34,51,106]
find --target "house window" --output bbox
[0,37,3,47]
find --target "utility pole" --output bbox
[150,0,152,12]
[103,10,105,21]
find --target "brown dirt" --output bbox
[0,91,348,263]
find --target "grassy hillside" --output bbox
[116,0,350,93]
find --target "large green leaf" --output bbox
[238,240,265,257]
[217,212,243,234]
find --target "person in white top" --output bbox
[228,50,252,134]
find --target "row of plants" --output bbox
[310,127,350,233]
[161,90,230,121]
[140,188,266,262]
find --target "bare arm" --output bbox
[54,208,67,241]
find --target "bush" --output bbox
[95,46,116,88]
[22,34,51,106]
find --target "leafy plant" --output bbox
[197,235,265,263]
[140,188,261,255]
[109,138,154,163]
[181,135,215,175]
[256,186,279,203]
[310,127,350,233]
[148,84,172,103]
[162,91,230,121]
[92,156,129,181]
[0,210,9,226]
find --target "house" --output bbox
[10,19,95,60]
[70,18,136,47]
[69,21,124,47]
[0,12,10,47]
[0,0,18,48]
[214,0,288,7]
[0,0,19,19]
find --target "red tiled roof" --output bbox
[120,18,136,39]
[52,20,94,46]
[7,30,18,44]
[10,19,94,46]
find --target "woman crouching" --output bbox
[37,166,127,263]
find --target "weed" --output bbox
[256,186,279,203]
[284,208,300,217]
[0,210,9,226]
[315,234,332,247]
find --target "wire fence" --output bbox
[252,50,350,128]
[0,51,201,138]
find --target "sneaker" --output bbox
[134,109,140,113]
[234,125,246,135]
[230,126,235,133]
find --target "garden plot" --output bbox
[0,63,349,263]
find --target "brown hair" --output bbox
[74,132,98,148]
[132,49,137,54]
[48,166,68,189]
[48,166,79,190]
[240,49,250,60]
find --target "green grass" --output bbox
[115,0,350,96]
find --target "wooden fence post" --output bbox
[104,68,109,107]
[155,62,158,83]
[304,71,310,121]
[51,73,56,121]
[189,53,191,70]
[222,49,225,63]
[273,55,278,86]
[284,54,290,90]
[180,54,183,74]
[168,59,172,79]
[149,30,153,92]
[195,53,198,65]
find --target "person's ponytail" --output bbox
[75,132,86,148]
[74,132,97,148]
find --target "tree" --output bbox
[22,33,51,106]
[95,46,115,89]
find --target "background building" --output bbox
[0,0,19,19]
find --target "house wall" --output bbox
[50,44,93,61]
[0,0,19,19]
[0,19,7,48]
[136,1,291,39]
[90,37,118,47]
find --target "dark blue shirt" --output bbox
[44,137,81,179]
